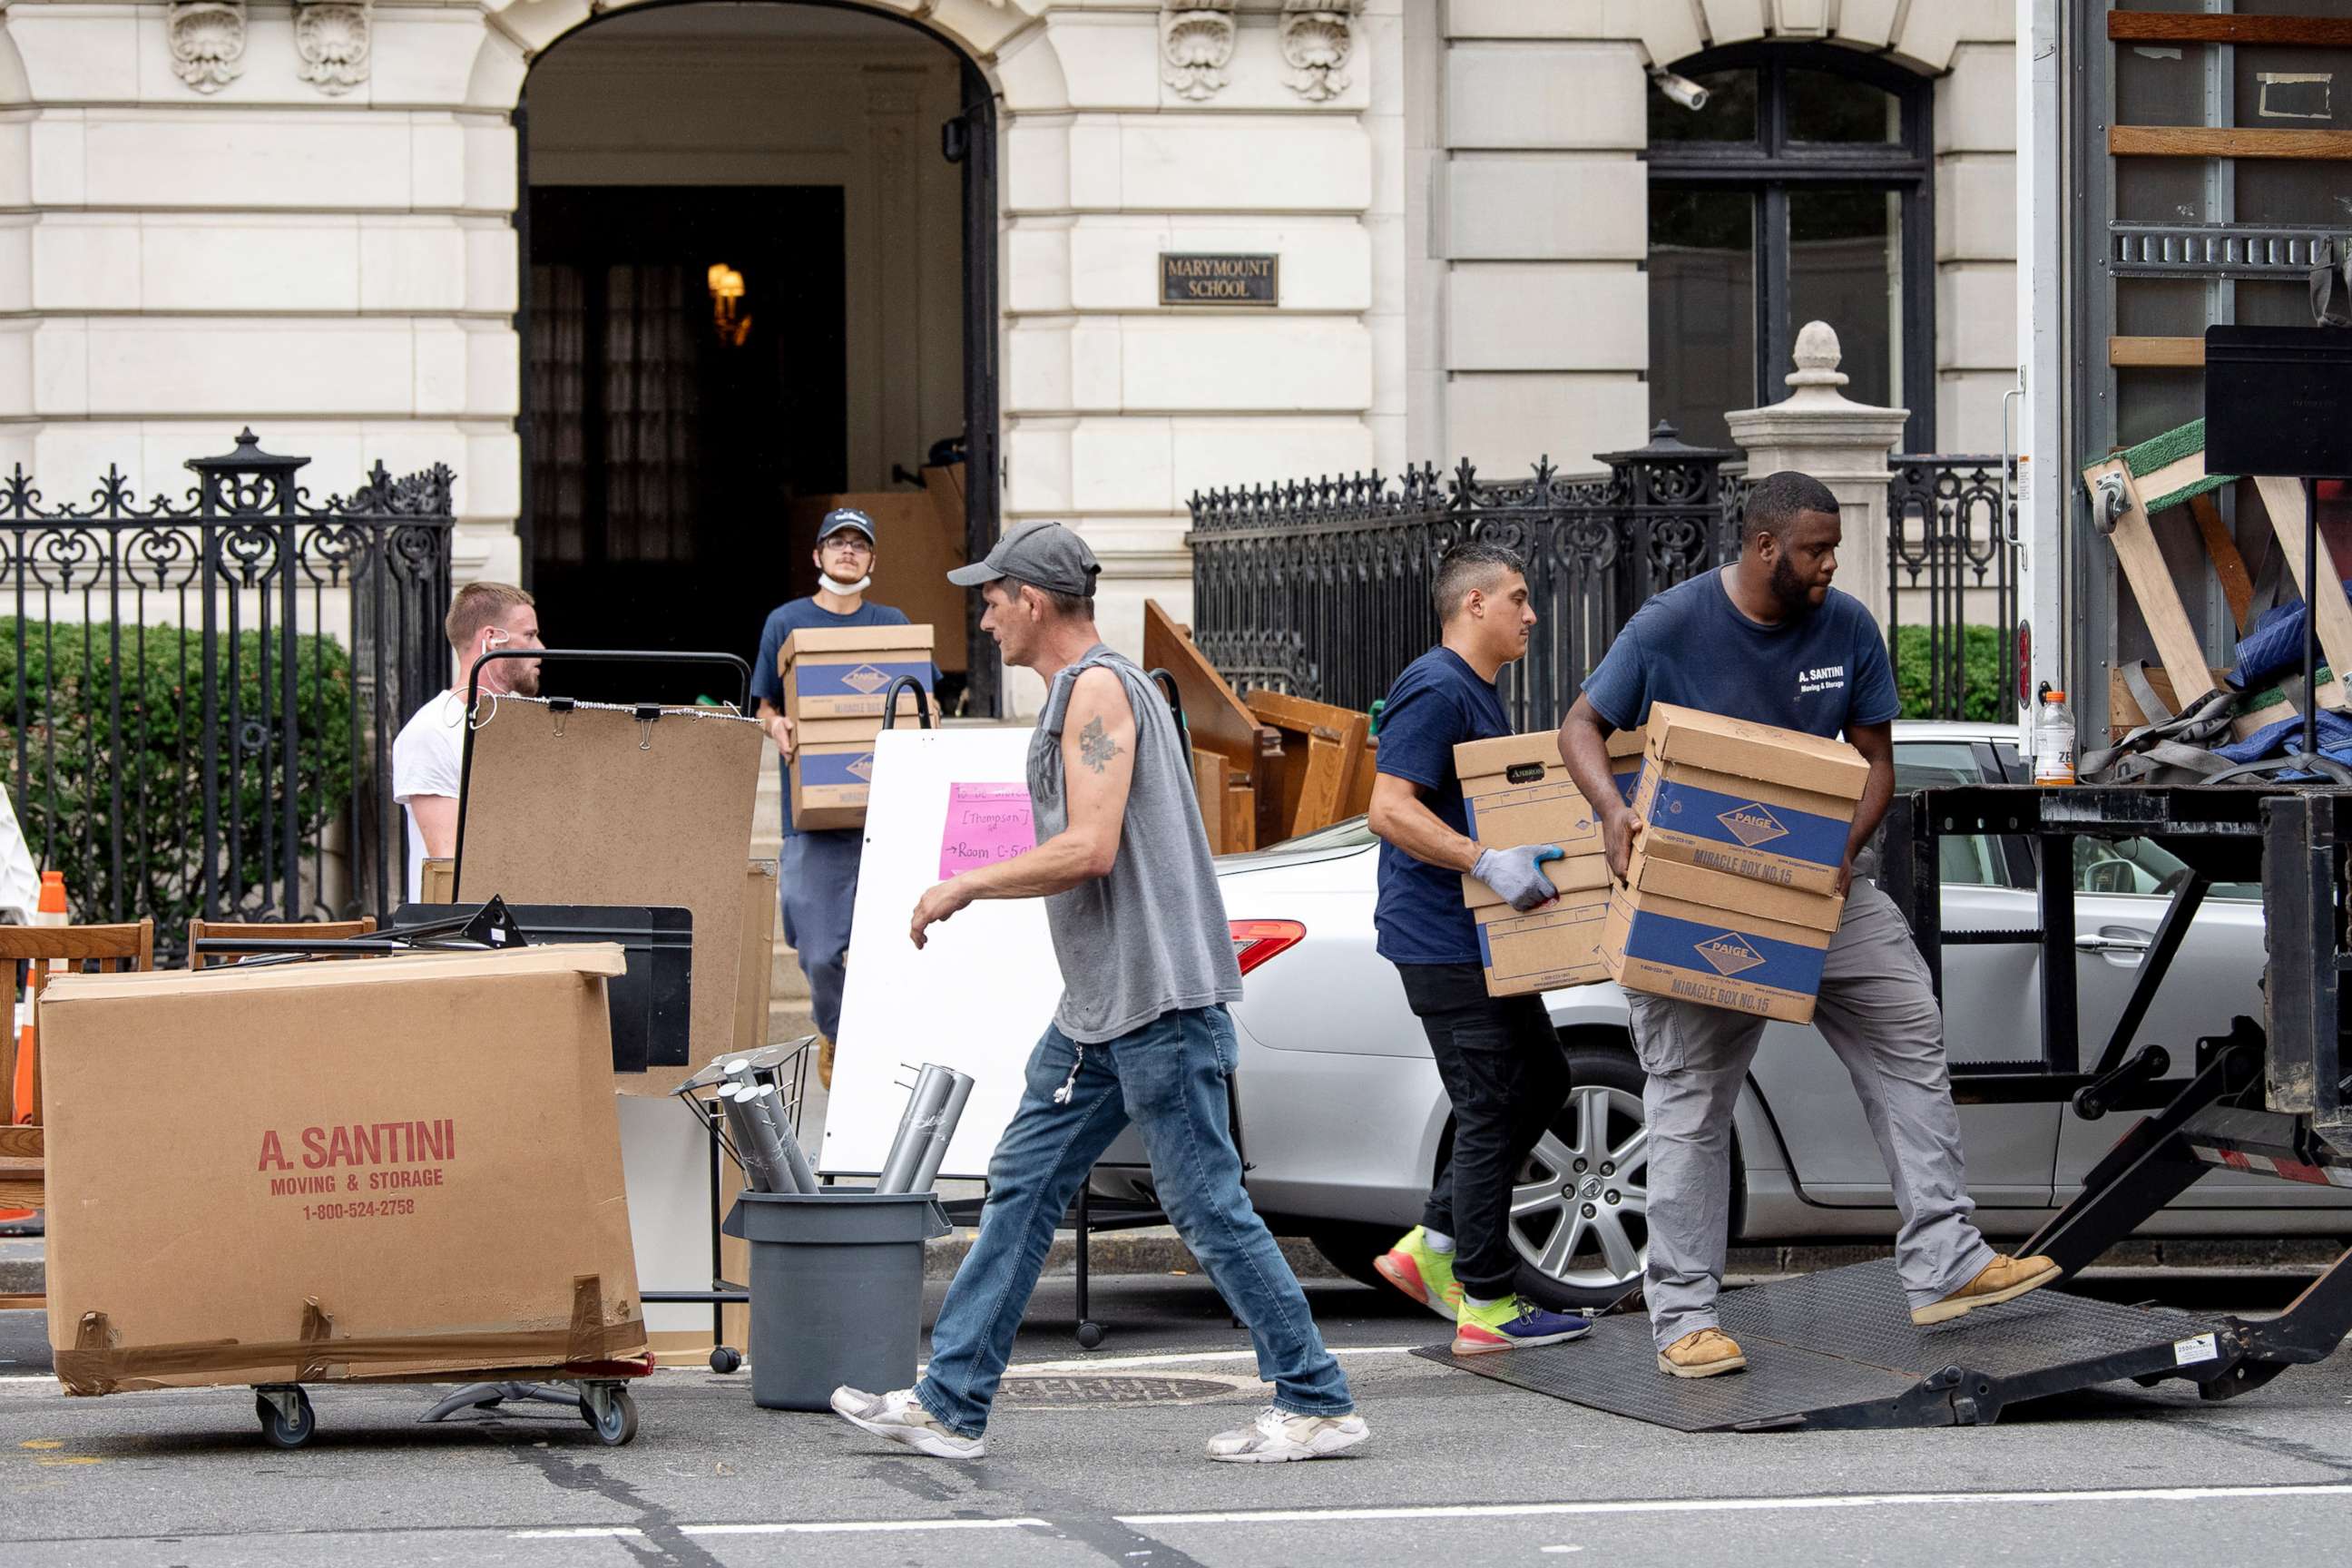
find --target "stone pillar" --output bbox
[1723,321,1909,626]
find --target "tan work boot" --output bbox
[817,1034,836,1091]
[1912,1253,2060,1326]
[1657,1328,1747,1378]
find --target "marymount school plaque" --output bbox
[1160,253,1279,307]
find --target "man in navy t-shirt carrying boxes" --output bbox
[1558,471,2056,1380]
[1364,541,1595,1355]
[750,506,929,1087]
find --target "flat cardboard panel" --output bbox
[457,698,763,1077]
[39,948,642,1390]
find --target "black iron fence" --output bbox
[1188,434,2014,727]
[1186,424,1743,733]
[3,431,455,952]
[1887,454,2017,722]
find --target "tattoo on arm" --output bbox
[1078,715,1121,775]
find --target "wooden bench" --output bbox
[187,916,377,969]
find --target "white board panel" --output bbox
[822,726,1064,1179]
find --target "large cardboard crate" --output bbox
[1602,851,1843,1024]
[1455,727,1644,914]
[779,625,936,723]
[1631,703,1869,897]
[38,947,646,1395]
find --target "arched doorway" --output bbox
[514,1,998,712]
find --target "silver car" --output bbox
[1094,722,2344,1306]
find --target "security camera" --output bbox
[1650,68,1710,113]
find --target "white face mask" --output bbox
[819,573,872,596]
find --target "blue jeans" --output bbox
[916,1005,1354,1437]
[777,827,861,1040]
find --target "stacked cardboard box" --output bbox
[779,626,936,830]
[1455,727,1646,997]
[1601,703,1870,1023]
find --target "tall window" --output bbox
[1647,44,1934,452]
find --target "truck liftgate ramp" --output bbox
[1422,787,2352,1431]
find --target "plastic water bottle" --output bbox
[2034,690,2076,786]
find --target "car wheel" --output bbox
[1308,1222,1403,1291]
[1506,1042,1727,1311]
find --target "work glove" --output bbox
[1475,843,1566,912]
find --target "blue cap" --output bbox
[819,507,876,545]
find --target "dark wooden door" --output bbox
[524,185,847,690]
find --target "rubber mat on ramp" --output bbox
[1414,1259,2218,1432]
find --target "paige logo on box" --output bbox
[1717,801,1788,848]
[846,753,876,782]
[840,663,892,696]
[1694,932,1767,977]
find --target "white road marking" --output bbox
[988,1345,1419,1377]
[506,1482,2352,1544]
[513,1519,1052,1541]
[1116,1482,2352,1527]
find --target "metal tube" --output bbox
[751,1084,821,1194]
[907,1070,976,1194]
[877,1065,956,1195]
[718,1086,779,1193]
[737,1083,816,1195]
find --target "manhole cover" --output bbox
[995,1373,1254,1409]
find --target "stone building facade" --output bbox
[0,0,2018,708]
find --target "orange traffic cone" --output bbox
[0,870,66,1224]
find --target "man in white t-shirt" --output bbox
[391,582,544,903]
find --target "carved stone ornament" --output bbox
[1279,0,1361,103]
[294,0,372,96]
[169,0,247,93]
[1161,2,1237,103]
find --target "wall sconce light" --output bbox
[707,262,751,348]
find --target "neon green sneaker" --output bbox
[1373,1227,1463,1322]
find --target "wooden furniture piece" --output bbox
[1,918,158,1303]
[1246,690,1373,841]
[186,916,377,970]
[1143,598,1274,850]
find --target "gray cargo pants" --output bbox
[1627,877,1995,1352]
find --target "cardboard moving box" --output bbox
[38,947,646,1395]
[1602,851,1843,1024]
[1456,727,1646,912]
[789,706,941,832]
[1632,703,1868,897]
[779,625,936,722]
[1475,880,1612,997]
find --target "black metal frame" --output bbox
[1646,41,1937,453]
[1878,783,2352,1416]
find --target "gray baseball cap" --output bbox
[818,507,876,544]
[948,520,1101,598]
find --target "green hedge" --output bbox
[0,618,355,936]
[1892,622,2007,723]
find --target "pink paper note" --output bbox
[939,782,1036,880]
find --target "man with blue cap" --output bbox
[750,506,911,1087]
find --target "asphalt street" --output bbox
[4,1269,2350,1568]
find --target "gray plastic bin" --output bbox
[722,1189,950,1412]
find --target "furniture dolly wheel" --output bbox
[1075,1320,1106,1350]
[709,1346,742,1374]
[579,1382,639,1446]
[254,1386,315,1449]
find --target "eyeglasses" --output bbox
[822,535,874,554]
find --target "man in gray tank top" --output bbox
[830,521,1367,1465]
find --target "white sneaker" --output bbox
[829,1386,986,1460]
[1204,1406,1370,1464]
